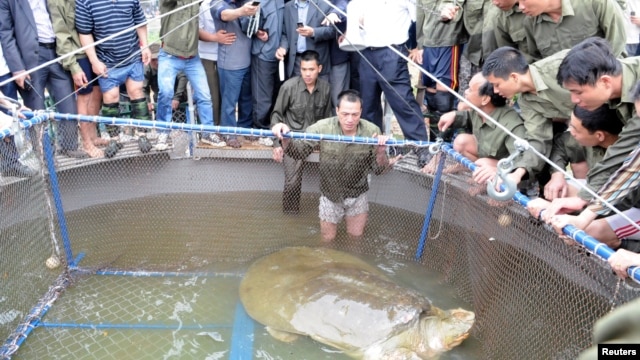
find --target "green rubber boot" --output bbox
[131,98,152,153]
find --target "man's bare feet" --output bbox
[443,162,468,174]
[468,182,486,196]
[421,154,439,174]
[487,198,513,208]
[83,143,104,158]
[93,137,110,147]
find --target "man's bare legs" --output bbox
[320,213,368,242]
[422,134,477,174]
[78,86,107,157]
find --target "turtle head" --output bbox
[416,307,475,356]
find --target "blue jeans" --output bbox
[218,67,252,129]
[98,61,144,93]
[157,50,214,128]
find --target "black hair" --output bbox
[299,50,320,64]
[482,47,528,80]
[478,78,507,107]
[337,89,361,108]
[556,37,621,86]
[573,104,622,135]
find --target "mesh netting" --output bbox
[2,118,640,360]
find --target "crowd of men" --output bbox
[3,0,640,254]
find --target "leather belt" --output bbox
[38,42,56,49]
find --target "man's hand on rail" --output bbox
[544,172,568,200]
[544,197,588,219]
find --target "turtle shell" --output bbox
[239,247,432,352]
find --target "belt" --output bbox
[39,42,56,49]
[367,44,405,51]
[160,42,195,60]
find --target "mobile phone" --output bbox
[24,78,33,92]
[297,22,304,28]
[632,11,636,16]
[251,1,260,5]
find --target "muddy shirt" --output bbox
[284,117,388,202]
[514,49,573,178]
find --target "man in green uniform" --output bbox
[426,73,527,196]
[544,131,587,199]
[545,38,640,253]
[545,37,640,217]
[270,50,333,214]
[482,46,574,192]
[487,0,533,63]
[519,0,626,61]
[272,90,393,242]
[527,105,623,245]
[459,0,492,92]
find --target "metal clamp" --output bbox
[487,157,518,202]
[429,137,443,155]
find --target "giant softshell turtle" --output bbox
[239,247,475,359]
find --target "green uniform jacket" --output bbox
[549,131,587,174]
[416,0,468,47]
[160,0,200,57]
[461,0,491,66]
[579,297,640,360]
[284,117,388,202]
[490,5,533,63]
[452,106,526,160]
[270,76,333,135]
[515,49,573,178]
[48,0,84,76]
[523,0,626,62]
[579,57,640,201]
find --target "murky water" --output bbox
[12,192,480,359]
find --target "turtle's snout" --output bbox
[442,308,475,349]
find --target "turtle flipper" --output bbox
[266,326,300,342]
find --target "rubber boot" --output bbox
[131,98,152,153]
[101,102,121,138]
[423,91,440,140]
[415,87,426,114]
[432,91,456,141]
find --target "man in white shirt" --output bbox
[625,0,640,56]
[346,0,429,166]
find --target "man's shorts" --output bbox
[76,57,99,95]
[98,61,144,93]
[605,207,640,251]
[422,44,461,90]
[319,193,368,224]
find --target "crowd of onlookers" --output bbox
[2,0,640,269]
[410,0,640,277]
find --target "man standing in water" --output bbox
[272,90,396,241]
[270,50,332,214]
